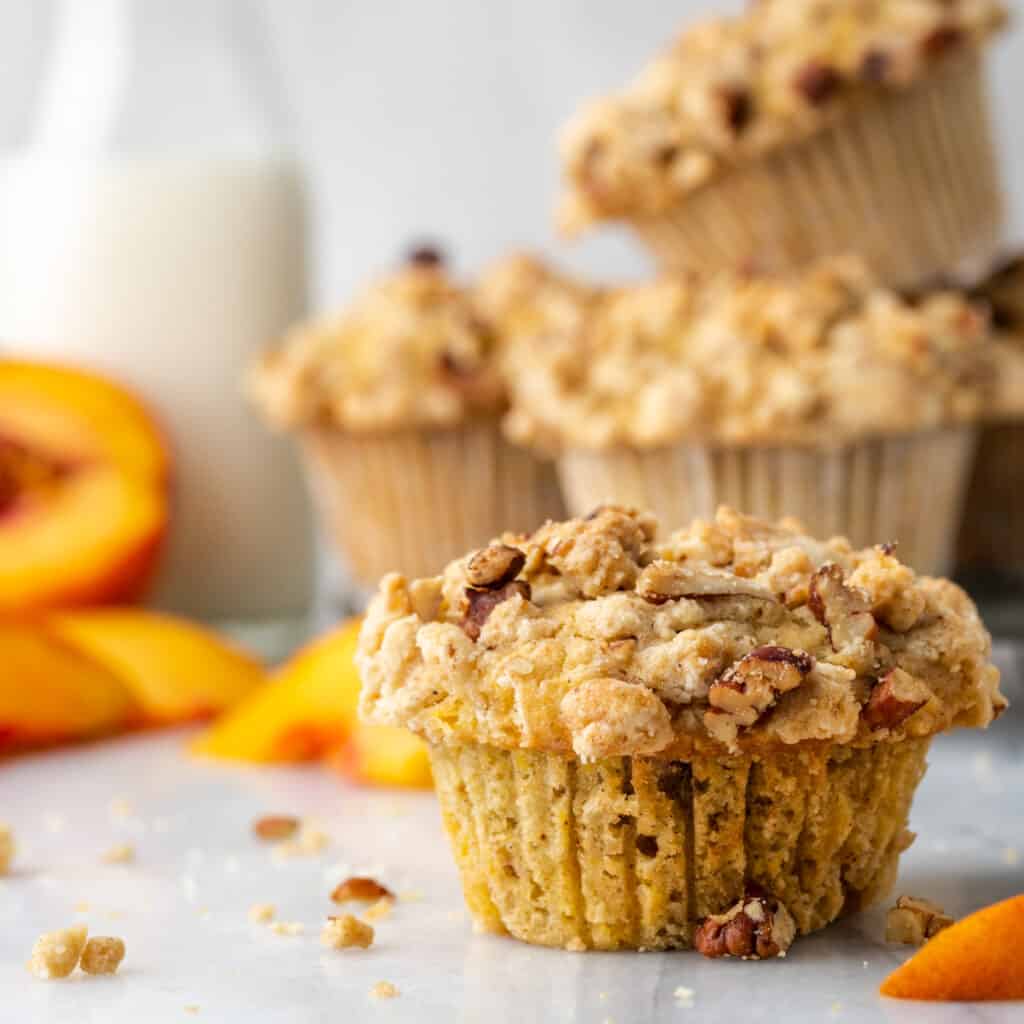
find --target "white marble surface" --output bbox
[1,664,1022,1023]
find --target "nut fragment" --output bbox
[28,925,88,980]
[462,580,531,641]
[886,895,954,945]
[864,668,930,730]
[707,646,814,729]
[636,561,775,605]
[252,815,300,841]
[370,980,399,999]
[718,85,753,134]
[859,48,890,82]
[695,892,796,960]
[466,544,526,590]
[102,842,135,864]
[0,822,13,875]
[793,61,842,105]
[330,876,394,904]
[808,564,877,660]
[322,914,374,950]
[80,936,126,976]
[406,243,444,267]
[921,24,964,59]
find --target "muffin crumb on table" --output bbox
[0,823,14,875]
[322,915,374,951]
[28,925,89,980]
[79,936,126,976]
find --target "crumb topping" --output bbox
[971,254,1024,419]
[358,506,1004,758]
[497,259,993,449]
[558,0,1008,232]
[251,252,505,433]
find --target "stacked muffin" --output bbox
[257,0,1016,958]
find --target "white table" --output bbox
[1,661,1021,1024]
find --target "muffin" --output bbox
[558,0,1007,289]
[956,255,1024,579]
[495,258,993,576]
[251,248,564,588]
[358,506,1005,952]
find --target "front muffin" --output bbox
[251,248,564,587]
[358,506,1005,953]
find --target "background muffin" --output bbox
[497,258,994,576]
[358,506,1005,952]
[252,248,564,590]
[559,0,1007,289]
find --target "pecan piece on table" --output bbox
[331,876,394,904]
[695,890,797,960]
[462,580,532,641]
[793,61,842,105]
[863,667,930,730]
[885,895,953,946]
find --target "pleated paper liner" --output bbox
[557,426,977,577]
[430,738,929,951]
[635,51,1003,290]
[302,420,565,589]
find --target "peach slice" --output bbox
[880,894,1024,1001]
[0,621,136,752]
[49,610,264,725]
[191,619,362,762]
[0,359,169,612]
[332,722,433,790]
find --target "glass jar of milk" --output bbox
[0,0,314,654]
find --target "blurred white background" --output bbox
[2,0,1021,305]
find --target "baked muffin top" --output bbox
[496,259,992,449]
[558,0,1007,233]
[358,506,1005,760]
[251,248,506,433]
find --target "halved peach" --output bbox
[0,359,169,612]
[49,610,264,725]
[0,621,136,752]
[191,619,362,762]
[881,894,1024,1001]
[332,722,432,790]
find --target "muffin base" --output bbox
[302,421,565,587]
[429,739,929,951]
[557,427,976,576]
[636,51,1002,289]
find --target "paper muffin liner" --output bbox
[557,427,976,577]
[429,738,929,951]
[301,421,565,588]
[635,52,1003,289]
[957,423,1024,575]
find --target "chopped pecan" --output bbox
[331,877,394,904]
[707,645,814,728]
[808,564,877,654]
[859,48,890,83]
[921,24,964,59]
[406,243,444,267]
[886,895,953,946]
[793,61,842,105]
[863,668,929,730]
[466,544,526,590]
[637,561,775,605]
[462,580,531,640]
[695,891,796,960]
[252,815,300,841]
[719,85,753,134]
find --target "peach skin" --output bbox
[0,359,170,612]
[49,610,265,725]
[0,621,136,753]
[881,895,1024,1001]
[191,619,362,762]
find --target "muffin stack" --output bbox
[254,0,1016,959]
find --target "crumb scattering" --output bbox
[322,914,374,950]
[272,821,330,860]
[102,842,135,865]
[269,921,304,936]
[0,823,14,875]
[674,985,695,1008]
[248,903,276,924]
[362,897,394,923]
[80,936,126,975]
[252,815,300,841]
[108,798,134,820]
[369,980,398,999]
[28,925,89,980]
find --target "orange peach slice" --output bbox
[0,360,169,612]
[332,722,432,790]
[880,894,1024,1001]
[0,621,136,752]
[191,619,362,762]
[49,610,264,725]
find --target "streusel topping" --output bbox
[971,254,1024,418]
[252,250,505,433]
[558,0,1007,233]
[499,260,992,449]
[358,506,1004,758]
